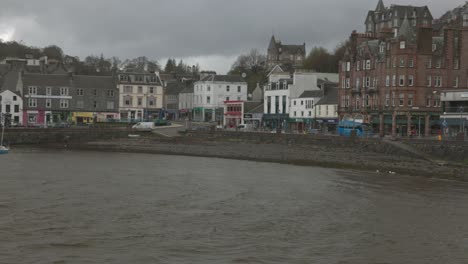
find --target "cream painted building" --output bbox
[118,71,164,120]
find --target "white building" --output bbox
[263,70,338,130]
[118,71,163,121]
[193,74,247,122]
[0,90,23,126]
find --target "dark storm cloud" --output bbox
[0,0,462,72]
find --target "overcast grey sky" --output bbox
[0,0,462,73]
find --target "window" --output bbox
[207,96,211,104]
[226,86,230,92]
[453,76,459,88]
[426,58,432,68]
[107,101,114,110]
[426,76,432,87]
[392,92,395,106]
[454,59,460,70]
[345,95,350,107]
[149,87,154,94]
[237,86,241,92]
[124,86,133,93]
[392,75,396,86]
[93,101,97,109]
[60,87,69,96]
[392,57,397,68]
[408,75,414,86]
[379,43,385,53]
[237,96,241,101]
[399,94,404,106]
[345,78,350,88]
[432,44,437,52]
[426,97,432,107]
[399,58,405,67]
[309,111,312,117]
[408,94,413,106]
[409,58,414,68]
[435,58,441,69]
[226,97,230,101]
[356,78,361,89]
[357,61,360,71]
[5,104,10,113]
[46,87,52,96]
[29,98,37,107]
[365,77,371,88]
[346,62,351,72]
[365,95,370,107]
[93,89,97,96]
[148,97,155,106]
[14,105,19,113]
[435,76,442,87]
[385,94,390,106]
[301,100,304,105]
[28,86,37,95]
[355,96,360,110]
[301,111,304,117]
[137,97,143,106]
[107,90,114,97]
[399,75,405,86]
[60,99,69,108]
[125,96,132,106]
[434,96,441,107]
[366,60,371,70]
[294,111,297,117]
[77,88,84,96]
[46,99,51,108]
[138,86,143,94]
[76,100,84,108]
[293,100,296,106]
[400,41,406,49]
[386,75,390,87]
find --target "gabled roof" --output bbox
[299,90,324,98]
[398,15,416,42]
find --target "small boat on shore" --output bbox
[0,145,8,155]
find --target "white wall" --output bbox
[193,81,247,109]
[289,96,320,118]
[264,89,289,114]
[0,90,23,125]
[118,84,163,110]
[316,104,338,119]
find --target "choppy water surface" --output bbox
[1,149,468,264]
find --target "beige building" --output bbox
[118,71,163,120]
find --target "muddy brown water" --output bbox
[1,149,468,264]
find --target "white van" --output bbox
[132,122,155,131]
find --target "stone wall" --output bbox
[402,139,468,161]
[3,128,131,145]
[187,130,415,157]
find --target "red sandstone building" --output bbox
[338,0,468,137]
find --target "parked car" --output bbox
[132,122,155,131]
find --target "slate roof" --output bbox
[200,75,246,83]
[245,102,264,113]
[165,81,186,95]
[299,90,324,98]
[22,73,72,87]
[73,75,116,89]
[0,70,21,92]
[316,87,338,105]
[180,85,194,94]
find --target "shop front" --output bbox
[262,114,289,131]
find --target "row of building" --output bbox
[338,0,468,137]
